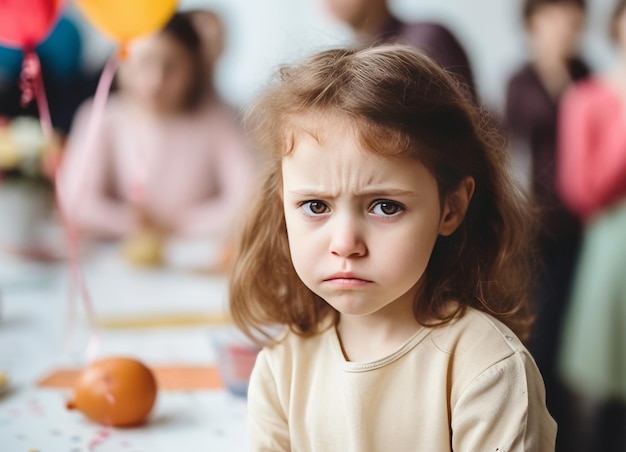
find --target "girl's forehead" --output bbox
[282,110,416,163]
[281,130,438,200]
[285,111,357,148]
[284,119,419,181]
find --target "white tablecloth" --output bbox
[0,245,249,452]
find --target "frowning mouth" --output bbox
[323,273,374,287]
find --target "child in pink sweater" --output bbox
[60,13,253,241]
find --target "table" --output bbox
[0,242,250,452]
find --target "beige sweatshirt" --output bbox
[248,308,556,451]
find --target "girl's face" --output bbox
[120,33,197,114]
[282,115,458,320]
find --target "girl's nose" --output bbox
[328,216,367,258]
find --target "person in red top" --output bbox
[557,1,626,450]
[558,81,626,221]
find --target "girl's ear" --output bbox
[439,176,475,237]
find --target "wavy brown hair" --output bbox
[230,45,536,345]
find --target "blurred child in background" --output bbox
[557,1,626,449]
[319,0,476,98]
[60,12,253,267]
[504,1,589,449]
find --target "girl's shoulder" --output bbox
[67,94,131,143]
[72,94,130,128]
[429,307,531,377]
[186,99,242,132]
[194,98,239,120]
[431,307,525,355]
[429,308,539,406]
[262,308,527,369]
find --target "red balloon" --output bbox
[0,0,63,48]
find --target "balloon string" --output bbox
[17,51,98,361]
[55,52,120,363]
[22,51,118,364]
[20,49,86,356]
[63,272,77,353]
[60,52,119,209]
[19,51,40,110]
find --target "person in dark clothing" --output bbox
[319,0,476,98]
[505,1,589,451]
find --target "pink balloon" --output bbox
[0,0,63,49]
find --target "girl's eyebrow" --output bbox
[287,188,417,198]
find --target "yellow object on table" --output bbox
[97,312,231,329]
[0,371,9,394]
[122,228,163,267]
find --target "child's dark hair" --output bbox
[160,12,207,108]
[230,45,536,344]
[523,0,586,25]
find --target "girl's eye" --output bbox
[370,200,404,217]
[301,201,329,216]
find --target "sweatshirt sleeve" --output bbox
[59,100,138,237]
[174,116,254,238]
[451,351,557,451]
[247,350,291,452]
[557,83,626,219]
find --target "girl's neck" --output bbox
[124,95,186,120]
[336,290,421,363]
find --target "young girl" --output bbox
[230,45,556,451]
[61,13,252,243]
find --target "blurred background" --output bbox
[62,0,619,109]
[1,0,626,451]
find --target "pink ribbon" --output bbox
[20,49,120,364]
[21,48,125,452]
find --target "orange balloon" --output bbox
[75,0,178,44]
[66,357,158,427]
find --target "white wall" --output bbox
[68,0,621,112]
